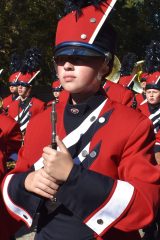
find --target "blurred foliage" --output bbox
[0,0,159,84]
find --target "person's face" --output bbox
[146,89,160,105]
[9,86,18,94]
[53,91,60,98]
[140,81,146,90]
[18,85,31,98]
[55,56,106,94]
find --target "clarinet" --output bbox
[51,100,57,150]
[45,100,60,214]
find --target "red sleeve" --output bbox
[4,119,22,158]
[115,118,159,231]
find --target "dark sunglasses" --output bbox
[9,82,18,87]
[17,81,31,87]
[53,55,105,66]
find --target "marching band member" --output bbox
[138,41,160,240]
[139,72,160,162]
[3,72,20,113]
[2,1,160,240]
[0,112,22,240]
[3,54,21,112]
[136,40,160,110]
[118,52,138,91]
[8,48,45,135]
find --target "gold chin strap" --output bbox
[0,97,3,109]
[106,55,121,83]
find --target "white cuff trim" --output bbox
[86,180,134,235]
[3,174,33,227]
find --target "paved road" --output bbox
[16,232,35,240]
[15,226,35,240]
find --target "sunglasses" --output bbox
[9,82,18,87]
[17,81,31,87]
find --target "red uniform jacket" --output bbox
[0,114,22,179]
[2,93,160,240]
[3,94,19,111]
[135,93,147,109]
[0,114,22,240]
[155,130,160,152]
[7,97,45,132]
[138,102,160,134]
[139,102,160,153]
[103,81,134,107]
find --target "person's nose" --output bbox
[64,61,74,71]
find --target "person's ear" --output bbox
[98,61,110,79]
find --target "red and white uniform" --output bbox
[3,94,19,111]
[0,114,22,240]
[3,72,20,112]
[155,130,160,153]
[2,91,159,240]
[138,102,160,133]
[135,92,147,109]
[8,97,45,132]
[118,75,135,89]
[0,114,22,179]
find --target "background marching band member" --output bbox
[137,42,160,239]
[118,52,138,91]
[136,40,160,110]
[139,73,160,164]
[2,1,160,240]
[0,110,22,240]
[7,48,45,135]
[3,53,21,112]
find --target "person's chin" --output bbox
[63,83,77,92]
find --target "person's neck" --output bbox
[149,102,160,112]
[71,86,100,105]
[20,96,28,102]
